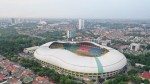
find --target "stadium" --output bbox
[34,41,127,80]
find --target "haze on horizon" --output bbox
[0,0,150,19]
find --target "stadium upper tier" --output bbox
[49,42,107,57]
[34,41,127,74]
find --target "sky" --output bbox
[0,0,150,19]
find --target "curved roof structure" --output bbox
[34,41,127,73]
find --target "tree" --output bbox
[104,79,113,84]
[118,81,127,84]
[144,79,150,84]
[143,66,150,71]
[133,76,142,84]
[128,69,138,75]
[65,79,71,84]
[60,79,64,84]
[146,44,150,50]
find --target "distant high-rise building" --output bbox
[11,18,16,25]
[78,19,84,30]
[11,18,22,25]
[38,20,47,25]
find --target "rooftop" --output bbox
[0,74,5,79]
[32,76,49,84]
[141,71,150,79]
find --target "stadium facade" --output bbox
[34,41,127,80]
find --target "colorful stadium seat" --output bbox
[64,44,71,50]
[63,44,104,56]
[89,48,103,56]
[77,45,91,53]
[70,44,79,51]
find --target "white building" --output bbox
[100,40,111,46]
[135,63,145,68]
[130,43,141,51]
[67,30,70,38]
[78,19,84,30]
[34,41,127,80]
[38,20,47,25]
[11,18,22,25]
[90,37,111,46]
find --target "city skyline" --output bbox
[0,0,150,19]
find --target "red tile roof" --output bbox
[8,78,21,84]
[36,76,48,81]
[21,69,33,76]
[0,74,5,79]
[6,65,18,72]
[141,71,150,79]
[32,76,49,84]
[50,81,55,84]
[119,45,129,49]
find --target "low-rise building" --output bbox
[32,76,50,84]
[135,63,145,68]
[0,74,5,81]
[23,75,33,84]
[140,71,150,81]
[0,56,5,62]
[7,78,22,84]
[130,43,141,51]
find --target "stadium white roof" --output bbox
[34,41,127,73]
